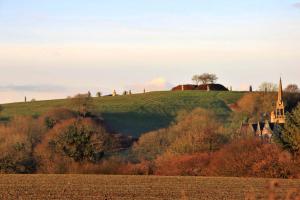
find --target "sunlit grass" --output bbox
[1,91,244,137]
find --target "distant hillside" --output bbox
[1,91,244,138]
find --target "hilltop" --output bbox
[1,91,244,138]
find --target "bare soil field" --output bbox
[0,175,299,200]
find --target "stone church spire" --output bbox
[278,77,283,103]
[271,77,285,124]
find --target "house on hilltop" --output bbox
[172,84,228,91]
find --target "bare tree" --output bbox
[285,84,299,93]
[192,75,201,85]
[192,73,218,85]
[258,82,278,92]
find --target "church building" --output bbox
[239,78,286,141]
[270,78,285,124]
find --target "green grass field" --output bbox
[0,175,299,200]
[1,91,244,137]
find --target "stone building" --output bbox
[239,78,285,141]
[270,78,285,124]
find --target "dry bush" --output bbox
[169,108,226,154]
[70,94,94,117]
[132,128,172,161]
[133,108,227,161]
[35,118,117,173]
[39,108,77,129]
[208,138,297,178]
[236,93,275,122]
[154,152,210,176]
[0,116,43,173]
[93,156,125,174]
[118,160,154,175]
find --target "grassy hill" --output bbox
[1,91,244,138]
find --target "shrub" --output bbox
[236,93,275,122]
[35,118,117,173]
[132,108,227,161]
[0,116,43,173]
[154,152,210,176]
[132,128,172,161]
[208,138,296,178]
[40,108,77,129]
[118,160,154,175]
[70,94,94,117]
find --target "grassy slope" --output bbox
[0,175,299,200]
[1,91,244,137]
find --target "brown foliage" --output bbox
[154,152,210,176]
[236,92,275,122]
[0,116,43,173]
[70,94,94,117]
[208,138,297,178]
[35,118,116,173]
[133,108,227,161]
[118,160,154,175]
[39,108,77,129]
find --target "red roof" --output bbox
[171,84,228,91]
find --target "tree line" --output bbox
[0,93,299,177]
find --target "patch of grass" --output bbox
[1,91,244,137]
[0,175,299,200]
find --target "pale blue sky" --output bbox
[0,0,300,103]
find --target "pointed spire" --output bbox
[278,77,283,102]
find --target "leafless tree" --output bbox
[192,73,218,85]
[285,84,299,93]
[258,82,278,92]
[192,75,201,85]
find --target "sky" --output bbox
[0,0,300,103]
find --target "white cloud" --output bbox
[293,3,300,8]
[0,84,67,92]
[125,77,173,93]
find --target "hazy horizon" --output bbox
[1,0,300,103]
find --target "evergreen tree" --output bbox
[278,103,300,155]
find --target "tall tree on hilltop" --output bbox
[192,73,218,85]
[192,75,201,85]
